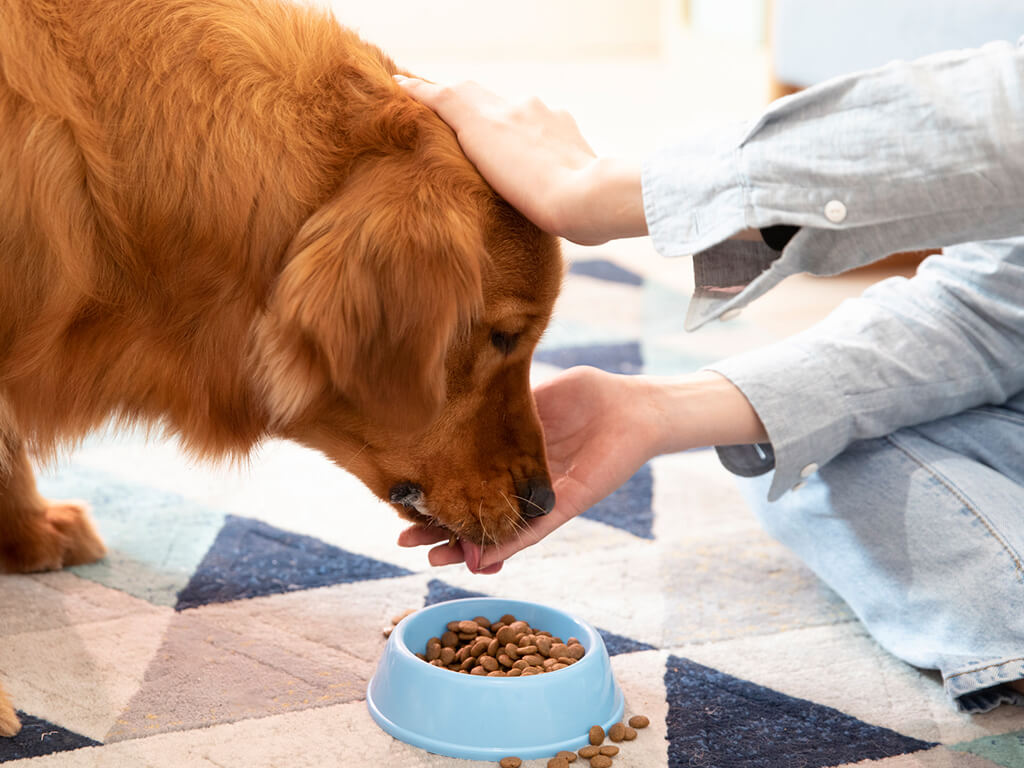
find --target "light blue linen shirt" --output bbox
[641,38,1024,501]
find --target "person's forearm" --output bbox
[577,158,764,245]
[637,370,767,456]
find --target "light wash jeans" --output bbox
[737,394,1024,713]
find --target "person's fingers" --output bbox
[397,525,501,574]
[393,77,506,135]
[396,523,450,548]
[392,74,443,106]
[393,76,473,120]
[428,541,467,566]
[423,539,503,574]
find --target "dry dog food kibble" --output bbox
[391,609,416,625]
[383,607,417,637]
[543,713,649,767]
[419,614,585,675]
[498,758,521,768]
[628,715,650,729]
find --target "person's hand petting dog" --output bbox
[394,76,647,246]
[397,367,767,573]
[395,77,769,574]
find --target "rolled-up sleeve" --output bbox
[640,38,1024,499]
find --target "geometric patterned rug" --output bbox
[2,250,1022,766]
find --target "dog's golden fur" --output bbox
[0,0,562,734]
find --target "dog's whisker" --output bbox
[499,491,519,518]
[479,504,497,547]
[504,511,524,543]
[510,513,529,546]
[496,491,525,546]
[510,493,547,516]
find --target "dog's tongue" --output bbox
[460,540,482,571]
[459,541,503,574]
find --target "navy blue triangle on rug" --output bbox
[582,463,654,539]
[568,258,645,286]
[424,580,655,657]
[0,713,99,763]
[599,628,656,657]
[424,578,488,606]
[664,655,937,768]
[175,515,413,610]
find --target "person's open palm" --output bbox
[398,367,660,572]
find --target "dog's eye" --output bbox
[490,330,519,355]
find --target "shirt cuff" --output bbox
[703,340,853,501]
[641,121,755,258]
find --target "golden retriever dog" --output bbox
[0,0,562,735]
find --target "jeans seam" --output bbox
[884,433,1024,581]
[972,405,1024,429]
[945,657,1024,680]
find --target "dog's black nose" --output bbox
[516,477,555,518]
[389,482,424,508]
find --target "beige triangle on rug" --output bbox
[105,597,376,743]
[0,585,172,742]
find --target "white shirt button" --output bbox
[824,200,847,223]
[719,308,742,322]
[792,480,807,492]
[800,463,819,478]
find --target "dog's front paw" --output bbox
[0,685,20,738]
[45,501,106,567]
[0,501,106,573]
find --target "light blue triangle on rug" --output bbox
[37,464,226,607]
[950,729,1024,768]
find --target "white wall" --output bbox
[321,0,666,63]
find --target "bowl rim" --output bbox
[390,597,603,684]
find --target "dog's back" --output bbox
[0,0,411,458]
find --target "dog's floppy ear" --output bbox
[255,155,485,429]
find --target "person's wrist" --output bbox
[554,158,646,245]
[630,374,690,459]
[638,371,768,457]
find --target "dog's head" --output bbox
[253,99,563,545]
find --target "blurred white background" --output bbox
[317,0,770,165]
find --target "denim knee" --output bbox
[736,430,1024,712]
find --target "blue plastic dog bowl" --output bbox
[367,597,624,761]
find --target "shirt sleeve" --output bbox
[711,238,1024,500]
[639,38,1024,499]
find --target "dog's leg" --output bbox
[0,438,105,574]
[0,681,19,737]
